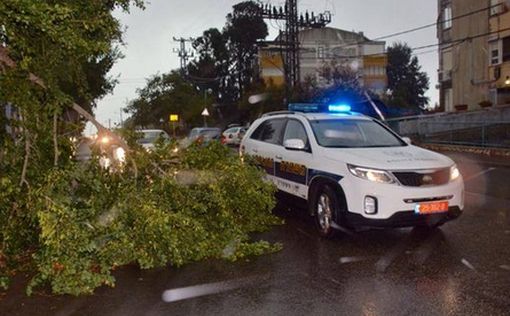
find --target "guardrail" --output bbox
[416,121,510,148]
[386,118,510,148]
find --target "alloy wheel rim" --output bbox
[317,193,332,231]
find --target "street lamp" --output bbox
[505,76,510,86]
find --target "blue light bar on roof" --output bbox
[328,104,351,112]
[288,103,321,113]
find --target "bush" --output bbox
[19,141,281,295]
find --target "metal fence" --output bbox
[387,118,510,148]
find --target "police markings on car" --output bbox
[240,103,464,238]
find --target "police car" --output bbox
[240,104,464,238]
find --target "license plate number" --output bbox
[415,201,449,214]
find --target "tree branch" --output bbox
[53,112,59,167]
[20,117,30,188]
[0,46,138,176]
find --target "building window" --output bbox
[490,0,504,16]
[444,88,453,112]
[490,41,501,65]
[442,48,453,70]
[443,5,452,30]
[503,37,510,62]
[317,46,325,59]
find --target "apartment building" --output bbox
[259,27,388,95]
[438,0,510,111]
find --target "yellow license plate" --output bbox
[415,201,449,215]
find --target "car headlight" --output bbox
[101,136,110,144]
[348,164,396,184]
[450,165,460,181]
[114,147,126,163]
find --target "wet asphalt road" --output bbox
[1,152,509,315]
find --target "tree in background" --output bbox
[188,28,228,98]
[149,0,269,127]
[297,60,364,105]
[224,1,268,101]
[386,42,430,110]
[124,71,209,130]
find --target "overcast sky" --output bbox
[90,0,438,134]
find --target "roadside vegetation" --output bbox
[0,0,280,296]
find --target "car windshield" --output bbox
[189,129,220,139]
[137,131,167,144]
[310,119,405,148]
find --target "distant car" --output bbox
[221,127,247,146]
[188,127,221,145]
[78,133,126,169]
[136,129,171,151]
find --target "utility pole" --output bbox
[286,0,300,88]
[119,107,124,126]
[172,37,194,75]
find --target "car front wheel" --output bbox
[313,185,340,238]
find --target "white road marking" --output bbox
[339,256,370,264]
[499,265,510,271]
[461,258,476,271]
[463,168,496,182]
[162,276,261,303]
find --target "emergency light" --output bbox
[288,103,352,113]
[328,104,352,112]
[288,103,321,112]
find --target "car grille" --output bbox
[392,168,450,187]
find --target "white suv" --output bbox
[240,104,464,238]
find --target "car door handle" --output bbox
[275,155,283,160]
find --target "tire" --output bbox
[313,185,341,238]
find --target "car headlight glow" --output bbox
[114,147,126,163]
[348,164,396,184]
[101,136,110,144]
[450,165,460,181]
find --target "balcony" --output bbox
[491,61,510,88]
[438,70,452,82]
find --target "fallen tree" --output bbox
[0,0,281,295]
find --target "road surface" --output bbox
[1,152,509,315]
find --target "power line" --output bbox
[296,27,510,62]
[334,2,499,50]
[377,2,499,41]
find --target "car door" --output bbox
[275,119,312,199]
[244,118,287,183]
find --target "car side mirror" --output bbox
[284,139,306,151]
[402,137,412,145]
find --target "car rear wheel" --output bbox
[313,185,340,238]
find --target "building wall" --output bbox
[438,0,490,112]
[488,0,510,105]
[362,55,388,94]
[259,49,285,86]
